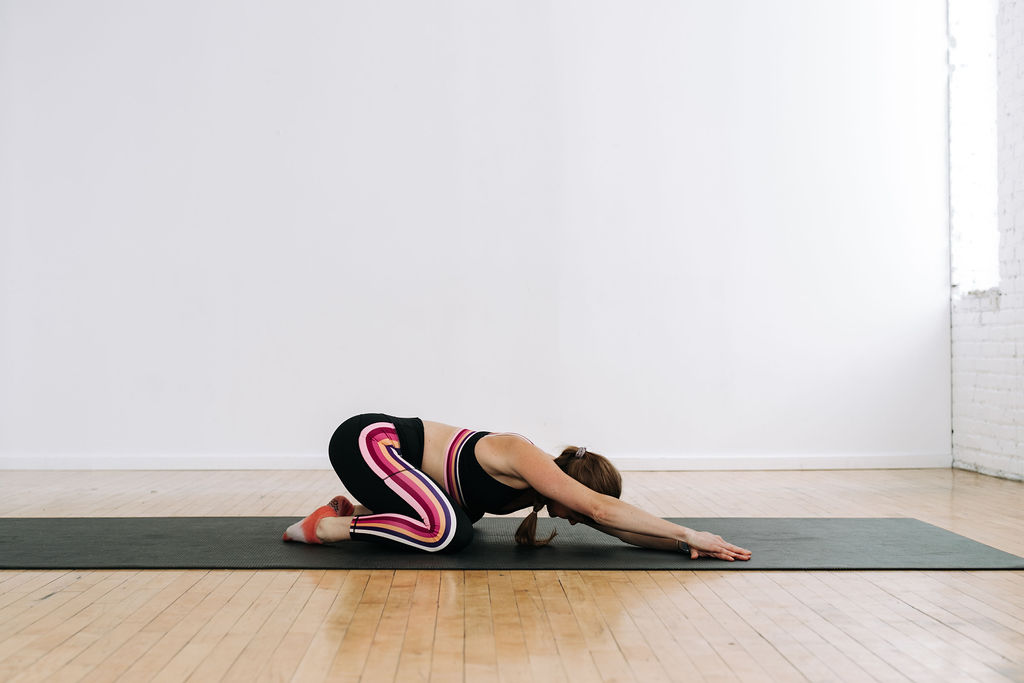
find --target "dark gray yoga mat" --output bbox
[2,517,1022,570]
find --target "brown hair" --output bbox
[514,446,623,546]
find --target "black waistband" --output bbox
[340,413,425,467]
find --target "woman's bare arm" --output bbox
[579,519,752,560]
[580,521,681,551]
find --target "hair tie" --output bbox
[574,446,587,459]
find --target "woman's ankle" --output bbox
[316,516,353,543]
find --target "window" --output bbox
[949,0,999,295]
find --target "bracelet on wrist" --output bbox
[676,540,690,553]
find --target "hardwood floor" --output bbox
[1,468,1022,682]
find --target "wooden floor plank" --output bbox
[321,570,394,682]
[73,572,211,683]
[112,570,240,681]
[0,571,74,611]
[510,571,568,683]
[684,572,813,682]
[0,572,111,645]
[812,571,995,682]
[254,570,346,683]
[621,571,712,683]
[487,570,532,683]
[359,570,417,683]
[392,570,440,683]
[462,570,499,683]
[220,570,323,682]
[658,571,783,682]
[584,571,671,681]
[145,570,265,683]
[858,571,1024,680]
[288,570,370,683]
[177,571,302,682]
[794,571,916,682]
[0,573,137,677]
[533,570,603,683]
[430,569,466,683]
[559,570,636,682]
[28,571,181,683]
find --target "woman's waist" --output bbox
[419,420,462,482]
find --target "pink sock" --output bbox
[282,505,336,544]
[329,495,354,516]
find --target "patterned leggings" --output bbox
[328,413,474,553]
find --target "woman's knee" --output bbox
[440,521,474,553]
[330,414,368,451]
[328,414,379,472]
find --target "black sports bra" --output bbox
[442,429,531,521]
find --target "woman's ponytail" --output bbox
[514,503,557,547]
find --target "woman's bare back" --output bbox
[420,420,531,492]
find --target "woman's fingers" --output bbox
[687,532,752,561]
[719,540,751,558]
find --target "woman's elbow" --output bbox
[589,499,615,527]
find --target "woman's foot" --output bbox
[282,504,337,544]
[282,495,356,544]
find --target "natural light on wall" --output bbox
[949,0,999,296]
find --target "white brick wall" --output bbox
[952,0,1024,480]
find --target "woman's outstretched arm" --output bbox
[507,442,751,561]
[580,521,750,561]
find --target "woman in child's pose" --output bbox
[284,413,751,561]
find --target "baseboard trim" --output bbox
[611,453,953,471]
[0,452,953,471]
[953,460,1024,482]
[0,454,329,470]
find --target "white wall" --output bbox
[952,0,1024,481]
[0,1,951,469]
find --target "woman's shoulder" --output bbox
[477,433,540,464]
[473,434,535,489]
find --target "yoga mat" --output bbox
[2,517,1022,570]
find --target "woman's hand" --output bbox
[685,531,752,561]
